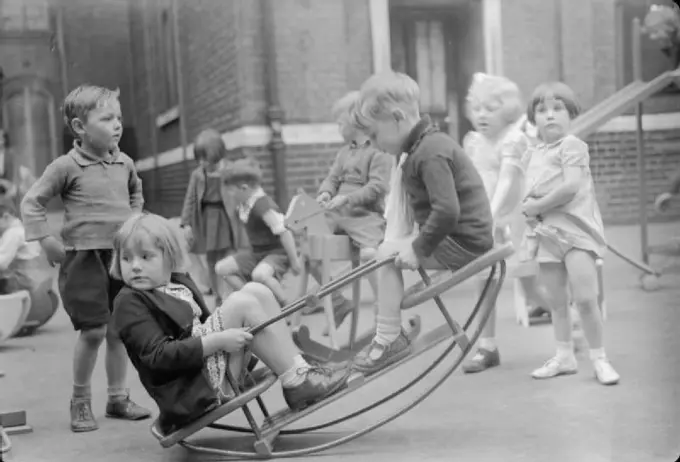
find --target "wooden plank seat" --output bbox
[401,243,515,310]
[151,368,278,448]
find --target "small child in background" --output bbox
[21,85,151,431]
[215,158,302,305]
[313,91,392,329]
[180,129,249,306]
[521,82,619,385]
[459,73,530,374]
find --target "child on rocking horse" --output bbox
[312,91,392,331]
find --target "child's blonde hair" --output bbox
[331,91,360,123]
[194,129,227,165]
[110,213,189,281]
[527,81,581,124]
[63,85,121,138]
[465,73,524,125]
[352,72,420,132]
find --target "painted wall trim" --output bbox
[135,113,680,172]
[369,0,391,73]
[482,0,503,75]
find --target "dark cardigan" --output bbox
[400,117,494,258]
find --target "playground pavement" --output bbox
[1,220,680,462]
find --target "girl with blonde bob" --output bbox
[110,213,350,435]
[460,73,536,374]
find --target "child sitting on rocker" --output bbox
[349,72,494,375]
[112,213,350,435]
[215,159,302,305]
[313,91,392,330]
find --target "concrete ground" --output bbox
[1,221,680,462]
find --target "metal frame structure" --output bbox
[150,243,513,458]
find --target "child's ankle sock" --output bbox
[107,386,128,403]
[556,341,576,361]
[589,347,606,362]
[375,315,402,346]
[479,338,497,351]
[280,355,310,389]
[72,384,91,400]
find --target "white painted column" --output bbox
[369,0,392,73]
[482,0,504,75]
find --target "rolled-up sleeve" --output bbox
[113,292,204,373]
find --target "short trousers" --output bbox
[325,209,385,250]
[58,249,124,331]
[381,235,483,272]
[232,249,290,281]
[420,236,484,271]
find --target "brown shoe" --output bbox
[462,348,501,374]
[71,398,98,432]
[352,331,411,375]
[283,365,351,411]
[105,394,152,421]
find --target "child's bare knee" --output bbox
[242,281,271,298]
[250,265,272,283]
[217,291,258,320]
[360,247,377,260]
[215,257,238,277]
[80,326,106,345]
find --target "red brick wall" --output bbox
[587,129,680,224]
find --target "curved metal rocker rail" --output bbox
[151,243,514,459]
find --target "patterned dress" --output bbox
[522,135,607,263]
[157,282,231,402]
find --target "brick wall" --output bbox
[61,0,135,131]
[587,129,680,224]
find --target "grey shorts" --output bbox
[325,209,385,249]
[232,249,290,281]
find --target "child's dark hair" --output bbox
[222,157,262,186]
[194,129,227,164]
[527,82,581,125]
[63,85,121,138]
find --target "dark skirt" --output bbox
[202,203,232,252]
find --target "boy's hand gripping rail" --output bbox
[248,254,397,336]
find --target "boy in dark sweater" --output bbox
[215,158,301,305]
[349,72,494,375]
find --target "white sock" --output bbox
[280,355,310,388]
[556,341,575,361]
[589,347,606,362]
[375,315,402,346]
[479,338,497,351]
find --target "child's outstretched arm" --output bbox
[522,136,586,217]
[411,154,460,259]
[317,147,348,199]
[344,149,391,208]
[261,210,301,273]
[490,134,527,220]
[127,160,144,213]
[20,160,68,242]
[0,226,24,271]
